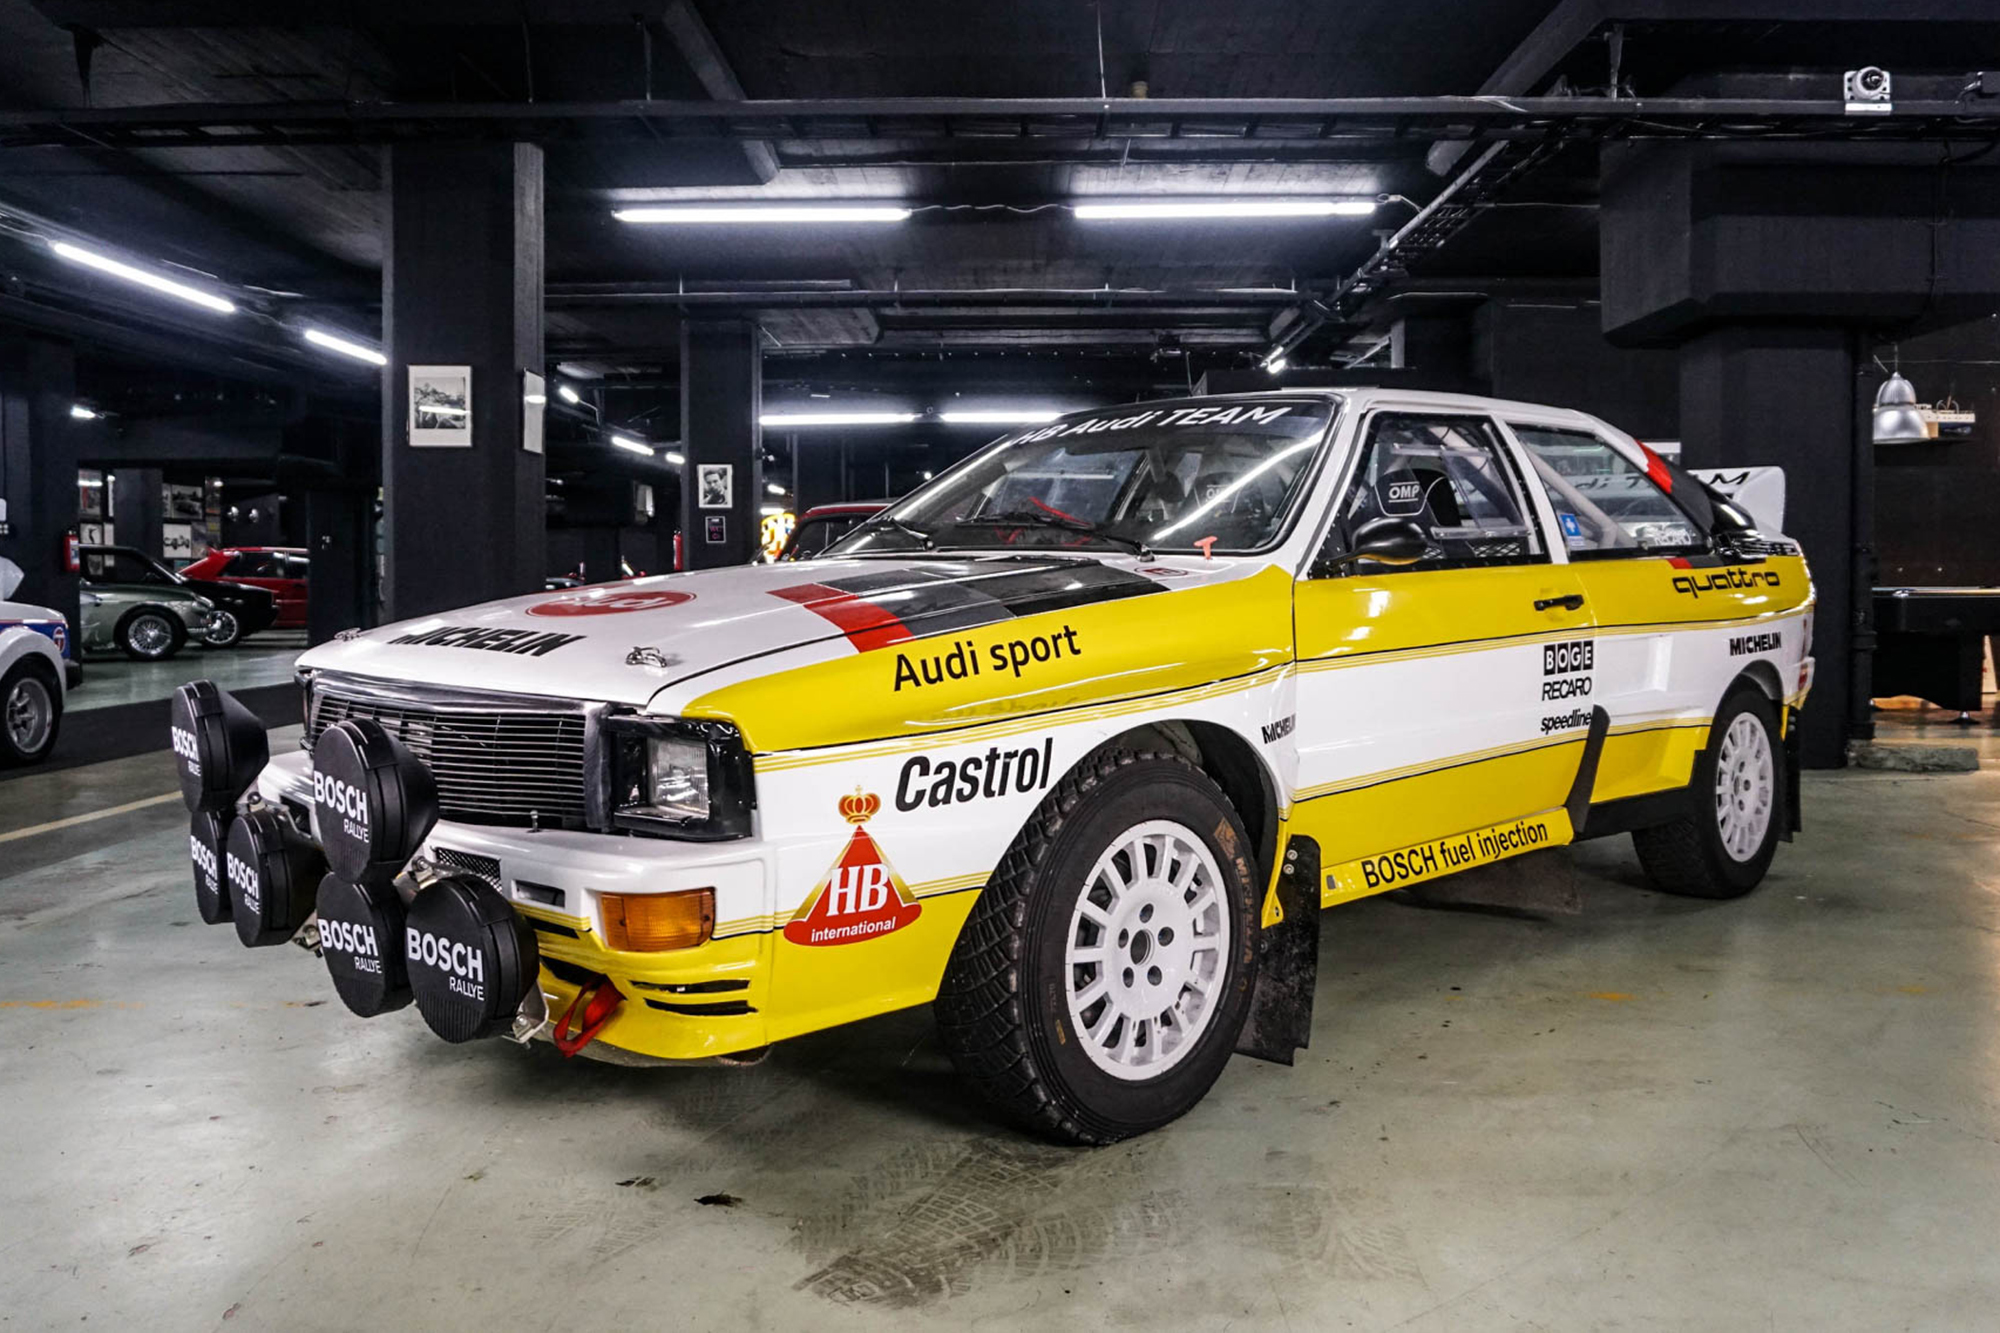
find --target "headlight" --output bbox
[605,715,755,840]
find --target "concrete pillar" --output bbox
[381,142,545,620]
[1679,325,1869,767]
[0,340,81,635]
[111,467,164,557]
[679,320,762,569]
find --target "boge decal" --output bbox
[783,792,922,947]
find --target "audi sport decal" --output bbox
[527,589,695,617]
[893,624,1082,692]
[769,561,1162,656]
[784,792,922,947]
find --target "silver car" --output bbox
[80,548,215,661]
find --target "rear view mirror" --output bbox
[1319,517,1432,575]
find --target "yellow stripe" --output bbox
[1294,717,1712,802]
[714,869,989,939]
[1296,608,1808,675]
[755,662,1294,773]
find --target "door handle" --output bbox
[1534,593,1586,612]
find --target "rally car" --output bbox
[173,389,1814,1144]
[1,561,75,766]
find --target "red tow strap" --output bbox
[552,975,623,1057]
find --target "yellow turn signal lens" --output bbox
[600,889,714,953]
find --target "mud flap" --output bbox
[1235,834,1319,1066]
[1783,706,1803,841]
[1563,705,1611,840]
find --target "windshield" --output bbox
[829,398,1335,557]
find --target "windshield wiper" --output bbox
[854,512,936,549]
[957,510,1154,560]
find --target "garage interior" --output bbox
[3,2,2000,1327]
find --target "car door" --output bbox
[1290,409,1596,903]
[1503,421,1780,805]
[276,554,310,626]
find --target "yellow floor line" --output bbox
[0,791,182,845]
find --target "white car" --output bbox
[184,389,1814,1143]
[0,559,74,766]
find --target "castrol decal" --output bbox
[783,791,922,947]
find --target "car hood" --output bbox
[298,555,1225,708]
[88,582,209,605]
[186,579,276,609]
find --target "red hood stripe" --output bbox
[769,582,914,653]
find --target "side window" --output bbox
[1323,413,1546,572]
[283,555,311,580]
[1510,426,1707,558]
[230,552,280,578]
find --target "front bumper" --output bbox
[258,751,774,1060]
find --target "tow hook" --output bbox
[552,974,623,1057]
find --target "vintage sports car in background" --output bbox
[81,545,276,649]
[179,546,309,631]
[0,558,74,766]
[174,389,1814,1143]
[79,548,218,661]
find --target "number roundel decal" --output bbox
[527,589,695,617]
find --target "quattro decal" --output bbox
[784,792,923,947]
[1326,809,1573,900]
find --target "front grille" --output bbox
[433,847,502,891]
[307,679,591,829]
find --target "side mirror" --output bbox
[1318,516,1432,575]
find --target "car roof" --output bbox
[1041,387,1615,434]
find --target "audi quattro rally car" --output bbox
[173,389,1815,1144]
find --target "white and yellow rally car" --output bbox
[174,389,1813,1143]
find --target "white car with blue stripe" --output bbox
[0,558,74,766]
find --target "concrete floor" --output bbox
[71,636,305,712]
[3,721,1999,1331]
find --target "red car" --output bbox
[180,547,309,629]
[778,501,889,561]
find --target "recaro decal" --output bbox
[388,624,584,656]
[527,589,694,617]
[896,738,1054,811]
[783,792,922,947]
[1541,639,1594,701]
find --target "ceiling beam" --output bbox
[656,0,777,183]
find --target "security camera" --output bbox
[1844,67,1891,109]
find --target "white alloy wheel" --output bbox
[5,674,54,754]
[1063,818,1231,1081]
[1714,711,1775,862]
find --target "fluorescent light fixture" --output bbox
[49,239,237,314]
[556,383,582,405]
[765,481,785,495]
[610,434,652,456]
[69,404,98,420]
[664,451,685,466]
[760,411,917,427]
[939,409,1065,425]
[1073,199,1375,221]
[615,205,911,225]
[524,392,547,406]
[302,327,387,366]
[77,477,104,488]
[759,504,787,516]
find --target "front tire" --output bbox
[935,750,1260,1145]
[117,608,185,662]
[0,661,61,766]
[1633,684,1784,899]
[202,609,242,648]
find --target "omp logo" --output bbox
[320,918,379,972]
[1730,631,1783,656]
[406,928,485,1001]
[188,833,218,881]
[1386,480,1422,504]
[170,725,201,774]
[226,850,258,912]
[313,772,369,836]
[1673,567,1780,599]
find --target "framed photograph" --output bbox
[161,523,195,560]
[521,370,546,455]
[697,463,733,510]
[410,365,473,447]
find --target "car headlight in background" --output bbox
[604,715,755,840]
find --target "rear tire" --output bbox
[1633,684,1784,899]
[935,750,1260,1145]
[202,609,243,648]
[0,660,61,766]
[117,608,185,662]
